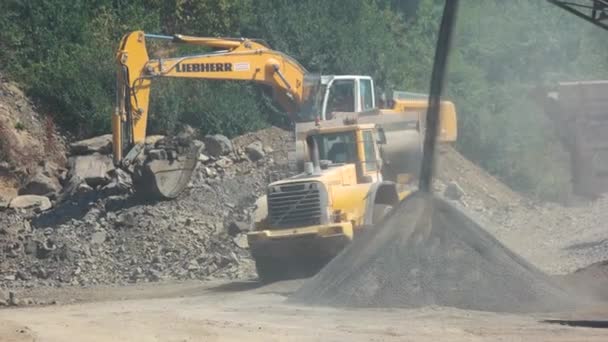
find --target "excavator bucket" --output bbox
[132,139,200,199]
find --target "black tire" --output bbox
[372,204,393,224]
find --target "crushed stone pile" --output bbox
[436,145,608,274]
[291,192,578,313]
[0,127,294,291]
[436,145,523,209]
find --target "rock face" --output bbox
[204,134,233,157]
[68,154,115,187]
[0,77,67,205]
[9,195,52,211]
[69,134,113,155]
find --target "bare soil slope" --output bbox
[0,76,66,202]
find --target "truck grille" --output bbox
[267,182,326,229]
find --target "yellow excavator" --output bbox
[111,31,457,199]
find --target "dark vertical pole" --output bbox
[419,0,459,193]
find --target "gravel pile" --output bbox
[291,192,579,313]
[436,145,608,275]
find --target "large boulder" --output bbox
[245,141,265,161]
[58,175,93,201]
[19,171,61,196]
[101,168,132,196]
[68,154,115,187]
[69,134,113,155]
[9,195,52,211]
[204,134,232,157]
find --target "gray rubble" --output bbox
[0,127,293,290]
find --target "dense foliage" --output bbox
[0,0,606,199]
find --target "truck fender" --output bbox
[362,182,399,226]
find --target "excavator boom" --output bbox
[113,31,308,163]
[112,31,315,199]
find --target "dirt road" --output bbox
[1,279,607,341]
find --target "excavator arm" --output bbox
[112,31,313,199]
[113,30,308,163]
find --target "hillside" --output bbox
[0,75,66,205]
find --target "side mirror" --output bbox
[377,128,387,145]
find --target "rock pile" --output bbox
[0,127,293,295]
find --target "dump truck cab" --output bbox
[247,120,413,281]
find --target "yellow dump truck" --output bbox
[247,106,457,281]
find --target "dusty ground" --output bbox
[1,279,608,342]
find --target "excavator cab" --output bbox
[319,76,377,120]
[296,75,377,121]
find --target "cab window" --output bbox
[360,79,374,111]
[362,130,377,171]
[326,80,355,113]
[315,132,357,164]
